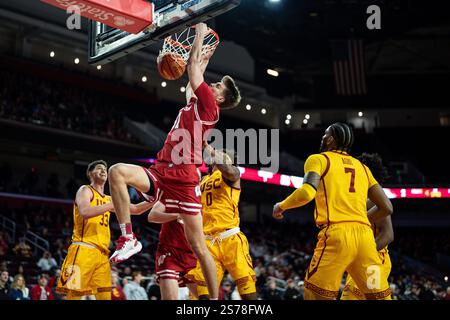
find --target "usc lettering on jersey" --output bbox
[200,170,240,235]
[305,151,378,228]
[72,185,111,253]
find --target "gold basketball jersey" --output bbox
[312,151,378,227]
[71,185,111,252]
[200,170,240,234]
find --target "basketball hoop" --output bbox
[159,27,220,66]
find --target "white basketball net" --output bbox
[160,27,220,65]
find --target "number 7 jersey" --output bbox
[71,185,111,253]
[306,151,378,228]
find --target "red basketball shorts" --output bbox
[155,244,197,286]
[141,162,202,215]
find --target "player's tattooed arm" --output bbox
[204,143,240,183]
[76,186,114,219]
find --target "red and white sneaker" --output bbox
[110,235,142,263]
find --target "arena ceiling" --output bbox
[2,0,450,109]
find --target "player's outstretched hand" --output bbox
[202,46,216,61]
[272,203,285,220]
[195,22,208,36]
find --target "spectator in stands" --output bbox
[122,266,132,280]
[47,267,60,289]
[445,287,450,301]
[123,271,148,300]
[263,279,283,300]
[0,232,9,257]
[37,251,58,271]
[284,278,301,300]
[0,69,140,145]
[146,276,161,300]
[13,238,32,258]
[220,280,234,300]
[48,268,64,300]
[8,274,30,300]
[231,284,242,300]
[0,270,10,300]
[297,280,305,300]
[61,221,72,237]
[31,274,54,300]
[411,283,435,300]
[111,272,126,301]
[52,239,66,265]
[15,264,25,277]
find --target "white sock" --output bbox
[119,224,133,237]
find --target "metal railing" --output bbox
[24,230,49,256]
[0,214,16,243]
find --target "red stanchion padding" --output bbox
[40,0,153,34]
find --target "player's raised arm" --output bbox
[185,56,212,103]
[147,201,180,224]
[130,201,154,215]
[204,143,240,183]
[272,155,324,219]
[187,23,209,91]
[76,186,113,219]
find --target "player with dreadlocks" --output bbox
[273,123,393,300]
[341,153,394,300]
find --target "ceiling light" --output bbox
[267,69,279,77]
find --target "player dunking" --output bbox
[56,160,152,300]
[107,23,241,300]
[273,123,394,300]
[341,153,394,300]
[185,143,257,300]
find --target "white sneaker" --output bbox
[110,235,142,263]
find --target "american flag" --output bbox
[332,39,367,96]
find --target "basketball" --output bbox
[157,52,186,80]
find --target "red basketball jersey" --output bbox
[157,82,219,166]
[158,220,191,252]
